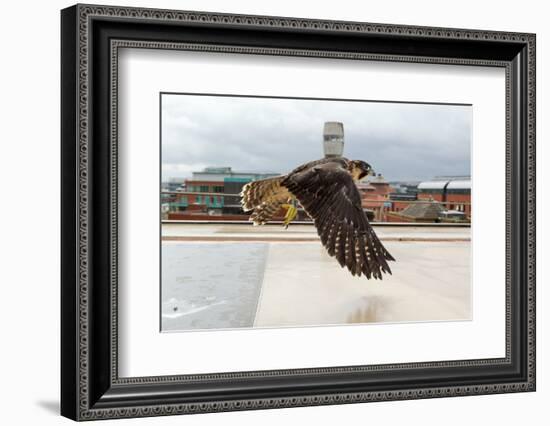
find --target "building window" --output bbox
[200,185,209,193]
[216,196,224,207]
[196,195,202,204]
[213,186,224,193]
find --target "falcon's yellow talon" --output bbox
[282,204,298,228]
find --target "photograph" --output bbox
[59,3,536,420]
[160,93,473,332]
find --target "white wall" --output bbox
[0,0,546,424]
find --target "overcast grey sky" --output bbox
[161,94,471,182]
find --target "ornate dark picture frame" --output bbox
[61,4,536,421]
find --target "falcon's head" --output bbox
[348,160,375,181]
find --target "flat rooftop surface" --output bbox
[161,223,471,332]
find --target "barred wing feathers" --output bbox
[283,162,394,279]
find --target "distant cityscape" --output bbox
[162,121,471,224]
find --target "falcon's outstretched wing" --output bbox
[283,162,394,279]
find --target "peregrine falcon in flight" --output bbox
[240,157,395,279]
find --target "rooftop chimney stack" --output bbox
[323,121,344,158]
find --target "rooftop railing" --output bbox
[161,190,471,206]
[161,190,471,225]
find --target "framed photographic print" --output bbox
[61,4,536,421]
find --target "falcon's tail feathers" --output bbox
[250,201,285,226]
[240,176,289,226]
[240,176,285,211]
